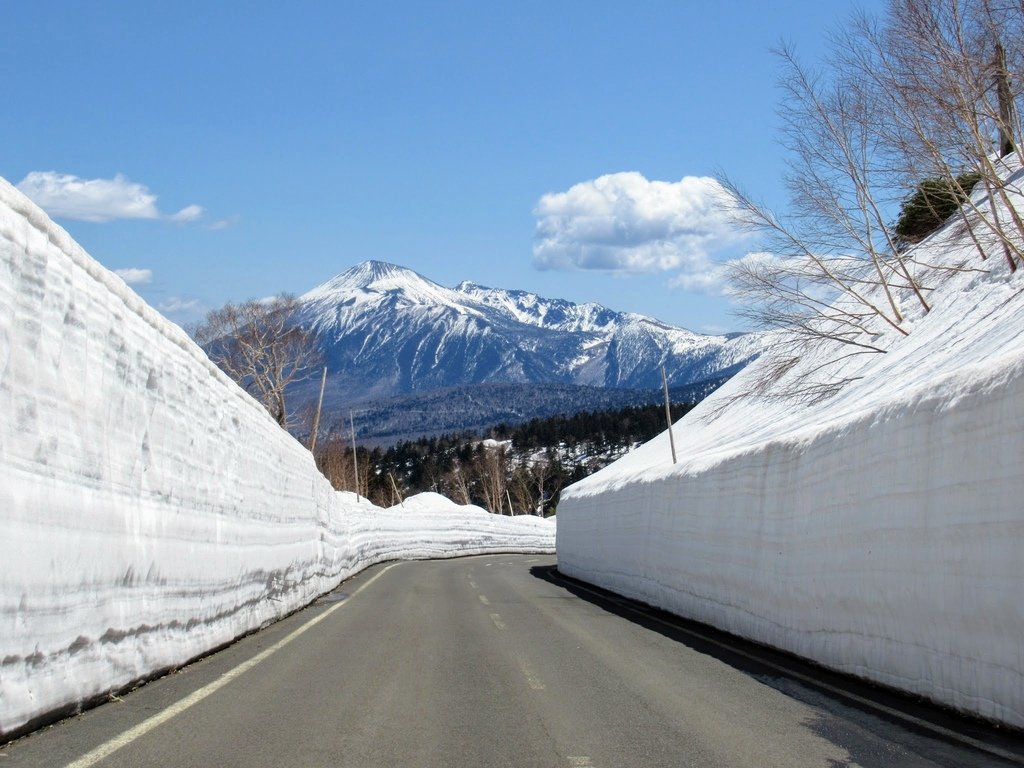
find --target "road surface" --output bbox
[2,555,1021,767]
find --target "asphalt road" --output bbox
[2,555,1021,768]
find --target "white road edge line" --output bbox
[63,563,400,768]
[479,595,490,605]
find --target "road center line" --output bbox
[489,613,506,630]
[478,595,490,605]
[516,657,545,690]
[63,563,399,768]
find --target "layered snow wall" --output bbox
[558,177,1024,728]
[0,178,554,739]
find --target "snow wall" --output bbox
[0,178,554,739]
[559,203,1024,728]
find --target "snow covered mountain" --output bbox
[298,260,762,406]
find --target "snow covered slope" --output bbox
[557,168,1024,727]
[0,179,553,740]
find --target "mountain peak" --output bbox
[300,260,479,317]
[302,260,441,300]
[353,260,412,280]
[333,260,422,289]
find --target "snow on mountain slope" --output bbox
[557,161,1024,728]
[455,281,622,333]
[0,180,553,740]
[304,260,484,318]
[297,261,764,403]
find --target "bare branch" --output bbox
[190,294,323,428]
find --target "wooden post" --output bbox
[309,366,327,454]
[350,411,360,503]
[388,472,405,508]
[995,41,1016,158]
[661,365,677,465]
[506,489,515,516]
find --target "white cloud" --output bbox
[169,204,204,223]
[16,171,204,224]
[671,251,782,297]
[158,296,203,315]
[156,296,209,327]
[533,172,745,273]
[671,267,731,294]
[114,268,153,286]
[206,215,239,231]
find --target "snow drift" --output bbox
[558,169,1024,728]
[0,178,553,740]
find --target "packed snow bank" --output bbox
[0,178,553,740]
[350,492,554,562]
[558,169,1024,728]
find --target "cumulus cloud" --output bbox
[671,266,730,294]
[114,268,153,286]
[16,171,204,224]
[671,251,785,296]
[533,172,745,273]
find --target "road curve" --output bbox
[2,555,1020,768]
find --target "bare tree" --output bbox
[315,439,354,491]
[190,294,322,428]
[844,0,1024,272]
[445,460,473,506]
[721,0,1024,403]
[509,466,536,518]
[530,456,556,516]
[719,46,915,400]
[474,442,510,514]
[512,456,561,518]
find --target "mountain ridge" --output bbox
[291,260,764,438]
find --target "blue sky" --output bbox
[2,0,882,333]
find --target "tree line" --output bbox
[313,402,695,515]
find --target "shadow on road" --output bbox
[530,565,1024,768]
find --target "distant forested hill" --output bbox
[314,400,695,515]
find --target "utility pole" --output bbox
[350,410,360,503]
[308,366,327,454]
[388,472,404,508]
[661,365,677,465]
[994,41,1016,158]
